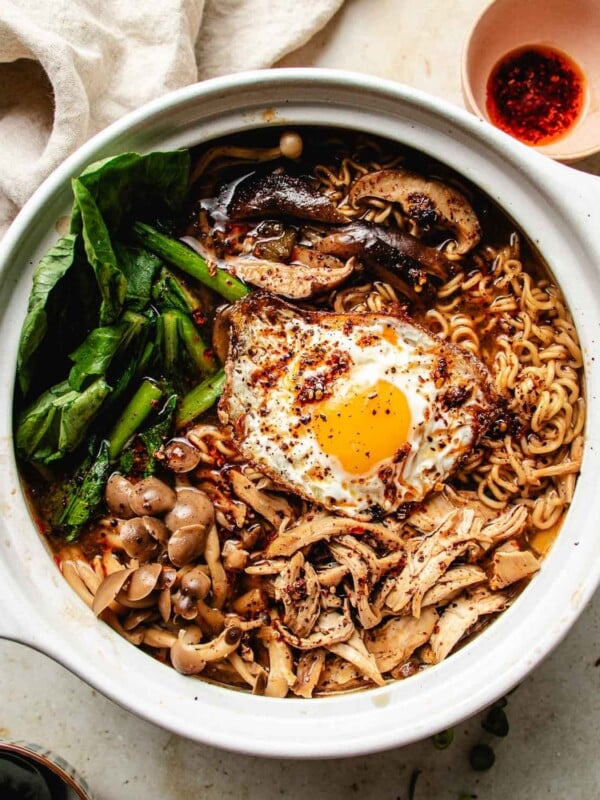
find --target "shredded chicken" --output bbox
[380,509,480,616]
[421,588,510,664]
[365,608,438,672]
[328,630,385,686]
[274,552,321,637]
[487,540,540,590]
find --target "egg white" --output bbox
[220,294,497,520]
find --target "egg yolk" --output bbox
[312,379,411,475]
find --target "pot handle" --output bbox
[549,160,600,244]
[0,568,38,647]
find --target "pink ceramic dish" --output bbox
[462,0,600,160]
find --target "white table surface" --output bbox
[3,1,600,797]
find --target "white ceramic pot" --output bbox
[1,70,600,759]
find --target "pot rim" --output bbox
[1,68,600,759]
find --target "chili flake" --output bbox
[486,45,586,145]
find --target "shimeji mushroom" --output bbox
[119,516,168,561]
[164,487,215,533]
[171,566,211,620]
[190,130,304,185]
[128,476,177,517]
[105,474,136,518]
[160,438,203,473]
[170,625,244,675]
[229,470,294,530]
[168,524,208,568]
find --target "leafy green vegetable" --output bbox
[67,326,125,392]
[15,147,217,542]
[17,150,191,400]
[59,440,111,536]
[67,311,150,392]
[133,222,248,302]
[70,150,190,235]
[152,266,203,315]
[17,234,78,395]
[16,377,111,464]
[72,178,127,325]
[115,243,163,311]
[157,309,216,380]
[176,368,226,428]
[139,393,177,476]
[108,379,164,460]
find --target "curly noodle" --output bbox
[316,151,584,530]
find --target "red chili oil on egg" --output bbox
[486,45,586,146]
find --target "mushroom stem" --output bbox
[190,130,303,184]
[170,626,243,674]
[205,524,228,609]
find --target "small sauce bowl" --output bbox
[461,0,600,161]
[0,740,93,799]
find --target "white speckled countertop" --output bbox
[2,1,600,797]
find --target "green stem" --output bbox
[177,312,217,375]
[133,222,248,302]
[160,311,180,374]
[153,267,203,315]
[108,379,163,460]
[176,368,226,428]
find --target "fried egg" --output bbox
[218,293,499,520]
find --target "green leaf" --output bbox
[151,266,202,315]
[16,378,112,464]
[139,394,177,476]
[115,243,162,311]
[70,150,190,235]
[72,179,127,325]
[17,234,78,395]
[68,326,125,391]
[67,311,150,392]
[59,440,111,534]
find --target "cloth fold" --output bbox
[0,0,343,236]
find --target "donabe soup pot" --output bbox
[1,70,600,759]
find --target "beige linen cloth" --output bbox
[0,0,343,236]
